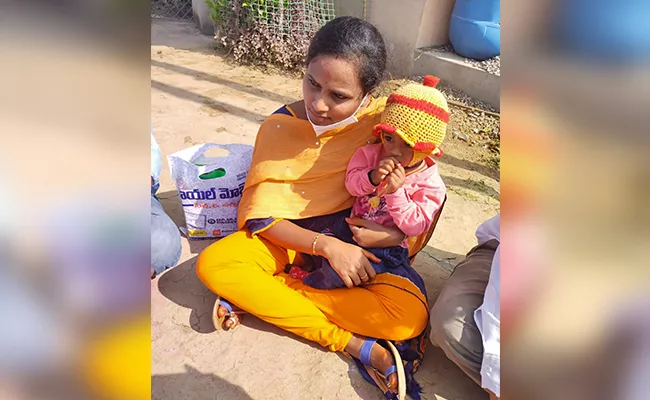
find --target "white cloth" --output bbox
[473,214,500,397]
[151,129,162,184]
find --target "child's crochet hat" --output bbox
[373,75,449,166]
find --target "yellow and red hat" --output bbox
[373,75,449,166]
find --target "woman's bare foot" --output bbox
[344,335,398,393]
[215,304,244,330]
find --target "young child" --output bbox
[298,75,448,289]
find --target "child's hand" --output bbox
[385,164,406,194]
[371,156,400,186]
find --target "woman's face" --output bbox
[303,55,365,125]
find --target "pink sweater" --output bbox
[345,144,446,248]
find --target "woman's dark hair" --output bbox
[306,16,387,94]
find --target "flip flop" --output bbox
[386,341,407,399]
[212,296,245,331]
[359,338,406,399]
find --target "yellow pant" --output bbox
[196,231,428,352]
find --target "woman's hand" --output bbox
[318,236,379,288]
[346,217,406,248]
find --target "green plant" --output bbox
[209,0,332,71]
[205,0,228,24]
[243,0,265,21]
[242,0,289,23]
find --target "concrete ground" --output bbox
[151,20,498,400]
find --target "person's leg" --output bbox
[283,275,429,341]
[428,239,498,385]
[196,231,353,352]
[151,195,182,276]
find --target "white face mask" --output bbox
[306,94,369,137]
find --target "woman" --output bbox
[197,17,431,398]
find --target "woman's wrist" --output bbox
[314,234,337,258]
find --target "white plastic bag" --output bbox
[168,143,253,239]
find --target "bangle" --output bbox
[311,233,323,255]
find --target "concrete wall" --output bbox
[333,0,365,19]
[366,0,427,76]
[192,0,215,36]
[415,0,456,48]
[366,0,455,76]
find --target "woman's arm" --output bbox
[345,217,406,248]
[258,220,380,288]
[258,219,325,255]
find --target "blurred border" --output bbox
[501,0,650,399]
[0,1,152,399]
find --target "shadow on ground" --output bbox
[152,365,253,400]
[152,80,268,124]
[417,346,490,400]
[156,190,217,255]
[157,254,334,352]
[439,152,500,182]
[156,190,185,227]
[441,174,501,201]
[152,59,296,105]
[157,255,216,333]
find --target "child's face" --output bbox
[381,132,414,167]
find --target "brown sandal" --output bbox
[212,296,246,331]
[359,339,406,399]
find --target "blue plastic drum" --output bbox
[449,0,501,60]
